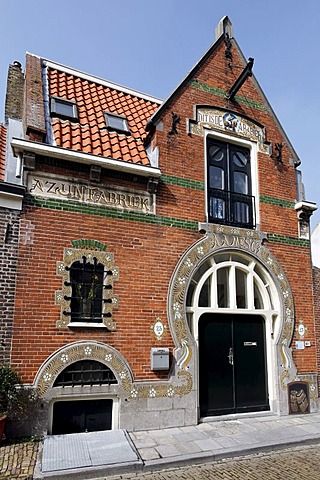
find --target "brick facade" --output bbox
[2,17,319,436]
[0,208,21,364]
[4,62,24,121]
[313,266,320,392]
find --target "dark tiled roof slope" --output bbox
[47,67,160,165]
[0,125,6,180]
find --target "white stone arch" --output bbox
[168,224,297,414]
[33,340,134,396]
[186,251,280,340]
[33,340,193,402]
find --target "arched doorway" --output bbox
[186,251,280,417]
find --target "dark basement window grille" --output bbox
[64,256,113,323]
[53,360,117,387]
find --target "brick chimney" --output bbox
[24,54,46,141]
[4,61,24,121]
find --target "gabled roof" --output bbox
[0,125,7,181]
[43,59,162,166]
[147,16,300,165]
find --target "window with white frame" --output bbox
[186,252,276,312]
[207,138,255,228]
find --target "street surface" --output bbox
[102,442,320,480]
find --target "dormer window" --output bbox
[51,97,78,121]
[105,112,130,134]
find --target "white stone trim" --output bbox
[11,138,162,178]
[42,59,163,104]
[203,128,260,227]
[0,191,23,210]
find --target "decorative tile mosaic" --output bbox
[35,341,192,399]
[169,224,297,392]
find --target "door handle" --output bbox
[228,347,234,365]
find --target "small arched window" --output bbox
[56,242,119,329]
[53,360,117,387]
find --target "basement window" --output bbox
[53,360,117,387]
[105,112,130,134]
[50,97,78,121]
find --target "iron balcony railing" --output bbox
[208,189,256,229]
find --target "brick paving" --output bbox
[0,440,39,480]
[1,438,320,479]
[106,443,320,479]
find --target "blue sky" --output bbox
[1,0,320,228]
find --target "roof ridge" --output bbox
[42,58,163,105]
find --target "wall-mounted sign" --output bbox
[151,317,167,341]
[189,107,271,154]
[295,341,305,350]
[296,321,308,339]
[27,174,154,214]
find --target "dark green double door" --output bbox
[199,314,269,416]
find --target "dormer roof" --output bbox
[21,54,162,169]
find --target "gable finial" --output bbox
[215,16,233,41]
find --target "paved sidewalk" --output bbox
[5,412,320,479]
[130,412,320,470]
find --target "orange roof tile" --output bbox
[47,66,161,166]
[0,125,7,181]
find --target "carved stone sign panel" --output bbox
[189,107,271,154]
[27,173,155,214]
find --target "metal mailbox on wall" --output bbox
[150,348,169,370]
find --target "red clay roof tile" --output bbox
[46,65,160,166]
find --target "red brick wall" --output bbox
[10,38,317,383]
[313,267,320,390]
[11,202,201,383]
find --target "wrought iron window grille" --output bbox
[64,256,113,323]
[53,360,117,387]
[55,243,119,329]
[208,189,256,228]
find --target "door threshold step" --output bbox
[200,410,275,423]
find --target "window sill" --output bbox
[67,322,107,328]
